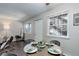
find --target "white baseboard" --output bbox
[63,53,71,56]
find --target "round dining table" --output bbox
[23,42,63,56]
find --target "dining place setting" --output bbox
[23,40,63,56]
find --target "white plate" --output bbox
[48,46,62,54]
[24,44,38,53]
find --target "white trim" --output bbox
[63,53,71,56]
[24,23,32,33]
[47,11,69,39]
[47,34,69,39]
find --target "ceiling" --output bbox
[0,3,60,22]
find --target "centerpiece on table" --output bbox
[31,41,46,51]
[37,41,46,50]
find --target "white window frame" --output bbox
[47,12,69,39]
[24,23,32,34]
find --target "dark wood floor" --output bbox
[0,41,65,56]
[0,41,27,56]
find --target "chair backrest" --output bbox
[50,40,60,46]
[0,36,13,49]
[6,36,13,44]
[15,35,21,39]
[22,33,25,40]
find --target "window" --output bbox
[25,23,32,33]
[48,13,68,38]
[73,13,79,26]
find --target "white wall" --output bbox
[23,17,44,41]
[42,3,79,56]
[34,19,43,42]
[24,3,79,56]
[24,20,35,40]
[0,20,23,42]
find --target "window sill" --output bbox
[47,34,69,39]
[25,32,32,34]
